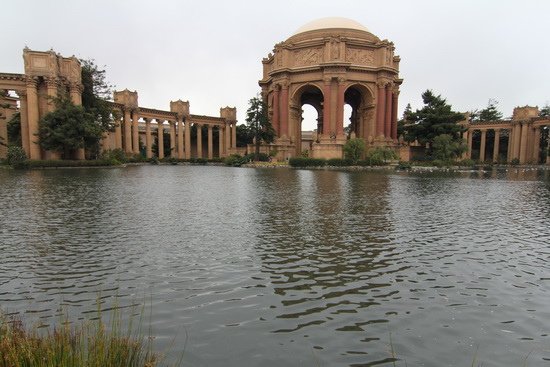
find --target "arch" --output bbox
[343,83,375,140]
[289,83,325,156]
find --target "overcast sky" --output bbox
[2,0,549,127]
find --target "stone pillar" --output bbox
[208,125,213,159]
[197,124,203,158]
[480,130,487,162]
[114,115,122,150]
[25,77,41,160]
[132,111,140,154]
[218,126,224,158]
[45,77,58,113]
[376,82,386,138]
[532,126,541,164]
[69,83,82,105]
[145,118,152,158]
[177,118,184,159]
[547,130,550,165]
[384,85,393,139]
[322,78,332,136]
[123,109,132,154]
[272,86,280,136]
[225,123,230,156]
[512,123,521,160]
[336,78,346,137]
[232,122,237,149]
[157,120,164,159]
[493,129,500,163]
[280,83,289,138]
[519,122,529,164]
[391,92,399,141]
[17,90,30,157]
[467,129,473,159]
[169,121,176,157]
[185,120,191,159]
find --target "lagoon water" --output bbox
[1,165,550,366]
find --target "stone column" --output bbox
[225,123,230,156]
[169,121,176,157]
[493,129,500,163]
[132,111,140,154]
[467,129,473,159]
[547,129,550,165]
[532,126,541,164]
[218,126,224,158]
[25,77,41,160]
[519,122,529,164]
[391,91,399,141]
[185,120,191,159]
[157,120,164,159]
[272,86,280,136]
[145,118,152,158]
[232,122,237,149]
[384,84,393,139]
[123,109,132,154]
[280,83,289,138]
[336,78,346,137]
[512,123,521,160]
[45,77,58,113]
[177,118,184,159]
[69,83,82,105]
[208,125,213,159]
[17,90,30,157]
[114,115,122,150]
[376,81,386,138]
[480,130,487,162]
[322,78,332,136]
[196,124,203,158]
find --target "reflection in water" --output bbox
[1,166,550,366]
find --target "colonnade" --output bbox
[465,119,550,164]
[375,80,399,141]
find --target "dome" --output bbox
[292,17,370,36]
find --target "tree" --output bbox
[343,138,366,163]
[432,134,467,161]
[540,104,550,117]
[80,59,114,132]
[397,103,413,139]
[38,95,103,158]
[245,95,275,160]
[236,124,254,147]
[473,99,503,122]
[402,90,465,151]
[6,112,21,147]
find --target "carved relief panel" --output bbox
[345,48,374,65]
[293,47,323,67]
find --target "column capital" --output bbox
[44,76,59,88]
[323,76,332,84]
[25,76,39,88]
[337,76,346,84]
[280,80,290,89]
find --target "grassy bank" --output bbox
[0,309,173,367]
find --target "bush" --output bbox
[26,159,117,168]
[343,138,366,163]
[224,154,247,167]
[6,146,29,169]
[150,156,159,165]
[326,158,353,166]
[365,147,398,166]
[101,148,127,164]
[127,153,147,163]
[288,157,326,167]
[396,161,412,170]
[245,152,270,162]
[457,158,475,167]
[510,158,520,166]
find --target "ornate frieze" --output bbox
[346,48,374,65]
[293,47,323,67]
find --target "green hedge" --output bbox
[288,157,327,167]
[27,159,118,168]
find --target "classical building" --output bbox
[0,48,237,160]
[260,17,402,159]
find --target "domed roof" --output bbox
[292,17,370,36]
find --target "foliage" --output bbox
[457,158,475,167]
[101,148,127,164]
[397,103,413,139]
[224,154,247,167]
[402,90,465,150]
[246,95,275,161]
[38,96,103,157]
[236,124,254,147]
[151,133,172,158]
[187,157,208,165]
[432,134,467,161]
[510,158,520,166]
[26,159,119,168]
[80,59,114,132]
[288,157,326,167]
[396,161,412,170]
[6,145,28,169]
[244,152,270,162]
[540,104,550,117]
[0,309,160,367]
[326,158,353,166]
[366,147,398,166]
[6,112,21,147]
[471,99,503,122]
[343,138,366,163]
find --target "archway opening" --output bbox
[344,84,372,140]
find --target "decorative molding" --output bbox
[293,47,323,67]
[346,48,374,65]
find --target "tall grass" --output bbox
[0,305,161,367]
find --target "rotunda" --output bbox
[259,17,402,159]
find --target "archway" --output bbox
[291,84,324,156]
[344,84,374,141]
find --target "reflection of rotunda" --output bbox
[260,17,402,159]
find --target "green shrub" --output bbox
[431,159,452,167]
[150,156,159,165]
[457,158,475,167]
[244,152,270,162]
[127,153,147,163]
[510,158,520,166]
[6,146,28,169]
[224,154,247,167]
[26,159,117,168]
[343,138,366,163]
[288,157,326,167]
[326,158,353,166]
[365,147,398,166]
[396,161,412,170]
[101,148,127,163]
